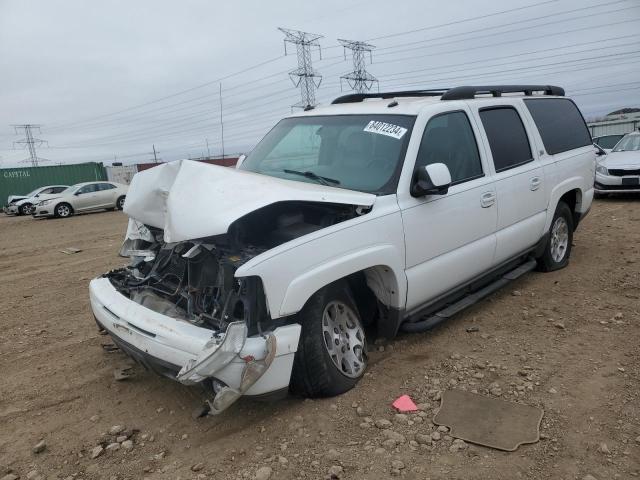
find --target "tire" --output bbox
[54,202,73,218]
[537,201,574,272]
[18,203,33,215]
[116,196,126,210]
[290,280,368,398]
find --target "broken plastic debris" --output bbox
[114,367,134,381]
[60,247,82,255]
[392,394,418,412]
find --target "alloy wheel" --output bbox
[321,300,366,378]
[550,216,569,263]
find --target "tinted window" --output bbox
[415,111,483,184]
[77,184,98,194]
[98,183,116,191]
[479,107,532,172]
[524,98,591,155]
[52,187,67,193]
[40,188,53,194]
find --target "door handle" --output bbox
[530,176,541,191]
[480,191,496,208]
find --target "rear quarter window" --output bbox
[524,98,591,155]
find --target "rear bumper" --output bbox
[89,277,301,410]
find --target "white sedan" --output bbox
[4,185,68,215]
[32,181,128,218]
[595,131,640,195]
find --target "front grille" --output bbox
[609,168,640,176]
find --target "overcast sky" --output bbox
[1,0,639,167]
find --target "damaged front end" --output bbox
[90,160,376,413]
[93,222,303,413]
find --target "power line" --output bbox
[279,27,324,110]
[338,39,378,94]
[12,124,49,167]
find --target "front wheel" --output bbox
[55,203,72,218]
[537,201,573,272]
[18,203,33,215]
[290,281,367,397]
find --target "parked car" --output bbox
[89,85,594,413]
[4,185,68,215]
[594,131,640,196]
[32,181,128,218]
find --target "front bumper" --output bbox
[32,204,55,217]
[4,205,18,215]
[89,277,301,412]
[595,172,640,193]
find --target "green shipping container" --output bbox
[1,162,107,207]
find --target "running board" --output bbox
[401,259,537,333]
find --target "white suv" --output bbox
[89,85,595,413]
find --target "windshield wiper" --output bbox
[283,169,340,186]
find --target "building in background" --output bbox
[587,108,640,137]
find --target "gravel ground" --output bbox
[0,199,638,480]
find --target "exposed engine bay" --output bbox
[107,201,367,334]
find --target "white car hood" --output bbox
[8,195,27,204]
[123,160,376,243]
[598,151,640,169]
[16,193,60,206]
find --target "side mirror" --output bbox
[411,163,452,197]
[34,194,39,198]
[74,191,82,196]
[594,144,606,156]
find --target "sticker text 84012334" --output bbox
[363,121,408,140]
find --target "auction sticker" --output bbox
[363,120,408,139]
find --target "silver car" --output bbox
[595,131,640,196]
[32,181,129,218]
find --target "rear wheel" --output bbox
[537,202,573,272]
[116,196,126,210]
[18,203,33,215]
[55,203,72,218]
[290,281,367,397]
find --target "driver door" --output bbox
[397,108,498,312]
[74,184,100,210]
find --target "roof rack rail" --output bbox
[331,89,450,104]
[441,85,564,100]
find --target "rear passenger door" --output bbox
[474,105,546,263]
[95,183,118,208]
[399,108,498,311]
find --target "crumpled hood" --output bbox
[123,160,376,243]
[7,195,27,204]
[598,151,640,169]
[17,193,60,205]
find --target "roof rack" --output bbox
[331,89,450,104]
[330,85,564,104]
[441,85,564,100]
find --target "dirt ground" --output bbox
[0,200,638,480]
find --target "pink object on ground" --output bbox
[392,394,418,412]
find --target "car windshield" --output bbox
[612,135,640,152]
[595,135,623,149]
[239,114,416,194]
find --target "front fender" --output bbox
[235,196,407,318]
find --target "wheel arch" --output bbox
[545,179,583,231]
